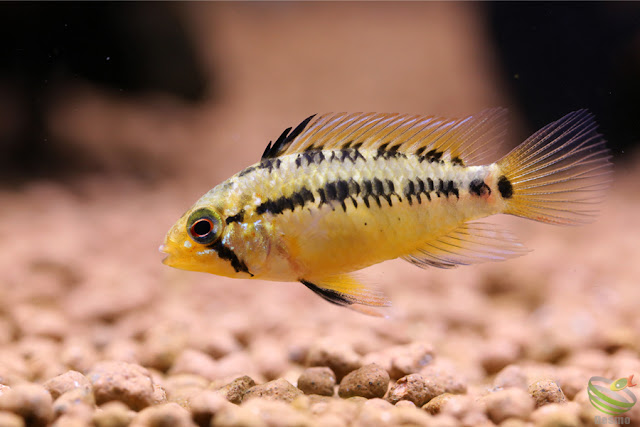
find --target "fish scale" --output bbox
[161,109,611,316]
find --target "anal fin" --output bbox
[300,274,390,317]
[402,222,530,269]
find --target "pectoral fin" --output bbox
[300,274,391,317]
[402,222,530,269]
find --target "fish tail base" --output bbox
[496,110,612,225]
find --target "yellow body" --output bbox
[161,109,610,313]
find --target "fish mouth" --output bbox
[159,244,173,265]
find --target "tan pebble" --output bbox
[429,414,459,427]
[188,390,233,427]
[213,404,267,427]
[554,366,588,400]
[421,363,467,395]
[214,375,256,404]
[387,374,440,407]
[392,405,432,426]
[297,367,336,396]
[92,401,136,427]
[353,403,394,427]
[188,328,240,359]
[12,305,68,340]
[422,393,454,415]
[251,339,290,381]
[364,398,394,410]
[312,397,361,423]
[528,379,566,407]
[130,402,194,427]
[140,324,188,372]
[0,411,25,427]
[52,411,93,427]
[494,365,528,390]
[305,341,362,381]
[243,378,303,403]
[151,384,167,406]
[531,402,580,427]
[52,388,95,418]
[166,386,202,408]
[498,419,531,427]
[338,363,389,399]
[440,393,486,421]
[88,361,156,411]
[241,398,312,426]
[59,339,98,373]
[482,387,535,424]
[315,413,347,427]
[169,349,218,381]
[499,419,532,427]
[389,343,434,380]
[395,400,416,409]
[0,383,53,427]
[103,339,141,364]
[164,374,210,395]
[480,339,521,375]
[215,352,260,381]
[44,370,92,400]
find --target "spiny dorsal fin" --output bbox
[264,109,508,165]
[262,114,316,159]
[402,221,530,269]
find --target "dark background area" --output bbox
[0,2,638,181]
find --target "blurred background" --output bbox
[1,3,640,409]
[0,2,638,186]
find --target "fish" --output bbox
[161,109,611,316]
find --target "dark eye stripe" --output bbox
[207,240,253,276]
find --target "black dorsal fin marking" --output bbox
[269,109,508,166]
[262,114,316,159]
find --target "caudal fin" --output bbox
[496,110,612,225]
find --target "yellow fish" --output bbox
[161,109,611,315]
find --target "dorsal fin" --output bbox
[263,109,508,165]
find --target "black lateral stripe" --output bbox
[225,210,245,224]
[469,179,491,196]
[300,280,352,306]
[208,240,253,276]
[255,170,456,217]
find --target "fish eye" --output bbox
[187,208,222,244]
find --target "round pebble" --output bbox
[386,374,442,407]
[482,387,535,424]
[338,363,390,399]
[88,361,157,411]
[0,384,53,427]
[43,371,92,401]
[305,341,362,381]
[297,367,336,396]
[243,378,303,403]
[528,379,567,407]
[213,375,256,404]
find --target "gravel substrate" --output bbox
[0,168,636,426]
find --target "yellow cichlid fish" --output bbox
[161,109,611,315]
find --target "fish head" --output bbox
[610,377,629,391]
[161,195,249,278]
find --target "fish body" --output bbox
[162,109,611,314]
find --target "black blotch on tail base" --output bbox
[498,175,513,199]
